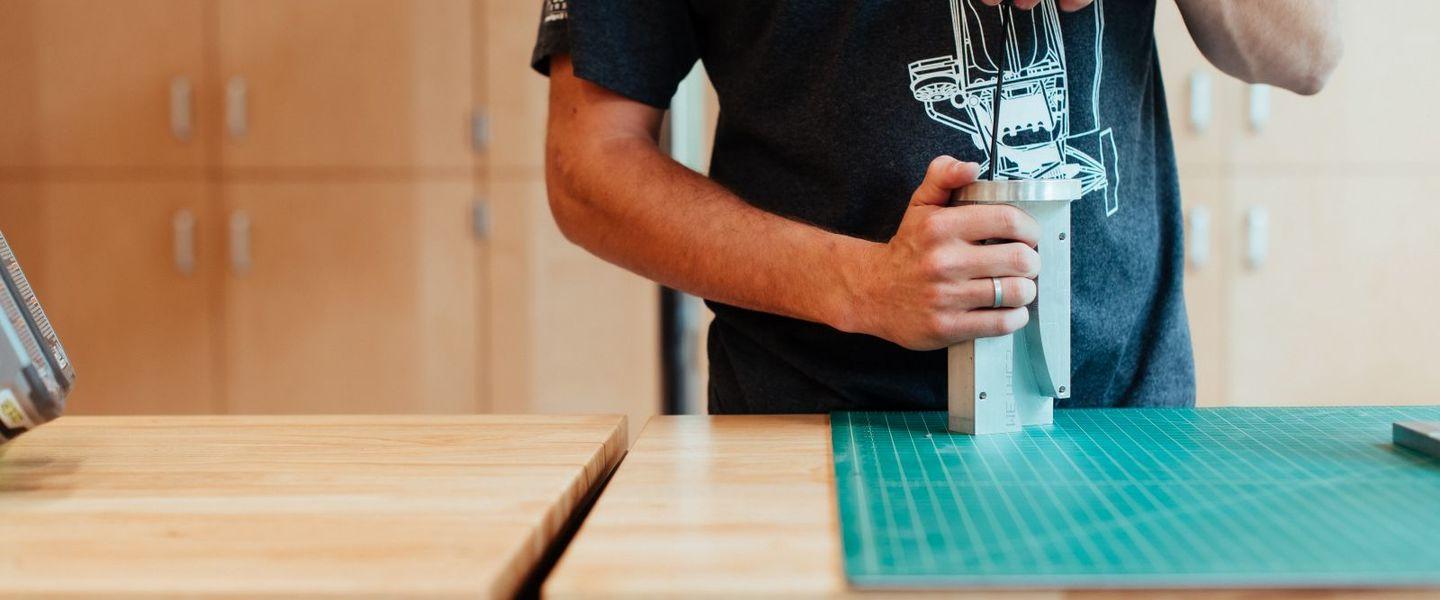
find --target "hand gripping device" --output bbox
[947,179,1079,435]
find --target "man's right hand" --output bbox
[839,156,1041,351]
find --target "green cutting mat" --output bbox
[832,408,1440,589]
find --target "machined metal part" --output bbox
[0,229,73,442]
[947,179,1079,435]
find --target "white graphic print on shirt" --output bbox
[907,0,1122,216]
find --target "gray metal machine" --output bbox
[948,179,1079,435]
[0,230,73,443]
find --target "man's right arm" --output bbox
[545,55,1039,351]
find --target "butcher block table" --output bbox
[545,415,1436,599]
[0,414,626,598]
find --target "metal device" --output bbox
[1395,422,1440,459]
[947,179,1080,435]
[0,230,74,443]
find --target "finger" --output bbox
[911,157,981,207]
[930,204,1041,247]
[958,276,1037,310]
[963,242,1041,279]
[947,307,1030,341]
[1013,0,1043,9]
[977,0,1001,5]
[1057,0,1094,12]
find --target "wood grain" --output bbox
[0,414,625,598]
[547,415,1437,598]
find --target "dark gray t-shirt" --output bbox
[533,0,1195,413]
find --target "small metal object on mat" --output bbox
[1395,421,1440,459]
[0,230,73,443]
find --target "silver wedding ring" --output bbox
[991,277,1004,309]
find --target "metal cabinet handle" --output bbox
[1248,84,1271,133]
[1186,204,1211,270]
[172,209,196,276]
[229,210,251,275]
[1245,205,1269,270]
[1188,70,1212,134]
[226,76,248,139]
[169,76,193,142]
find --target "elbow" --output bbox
[1283,28,1344,96]
[544,139,590,247]
[1291,42,1343,96]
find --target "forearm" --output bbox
[1175,0,1342,95]
[546,105,873,332]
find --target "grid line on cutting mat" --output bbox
[832,407,1440,589]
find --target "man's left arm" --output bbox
[1175,0,1343,95]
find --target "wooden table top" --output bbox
[546,415,1436,599]
[0,414,626,598]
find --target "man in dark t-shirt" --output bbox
[532,0,1340,414]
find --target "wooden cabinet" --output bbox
[0,1,660,421]
[1225,174,1440,406]
[216,0,474,170]
[0,182,219,414]
[488,178,658,441]
[1153,1,1440,408]
[0,0,213,169]
[221,181,482,414]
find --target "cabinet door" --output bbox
[488,178,658,442]
[217,0,473,170]
[221,181,480,414]
[1226,173,1440,406]
[0,182,218,414]
[0,0,211,169]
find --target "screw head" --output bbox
[1058,386,1068,394]
[1059,232,1068,241]
[978,392,988,400]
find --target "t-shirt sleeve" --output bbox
[529,1,571,76]
[529,0,700,110]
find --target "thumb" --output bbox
[910,156,980,207]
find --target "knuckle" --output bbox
[920,252,950,279]
[925,313,952,340]
[926,156,954,179]
[921,213,949,242]
[997,205,1023,236]
[921,284,948,310]
[1010,245,1037,273]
